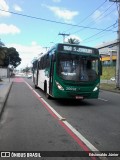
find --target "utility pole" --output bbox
[58,33,70,43]
[109,0,120,89]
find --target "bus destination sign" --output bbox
[62,45,93,54]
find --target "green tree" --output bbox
[0,47,7,66]
[0,47,21,68]
[22,66,31,74]
[68,38,80,44]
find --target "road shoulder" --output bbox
[0,79,13,118]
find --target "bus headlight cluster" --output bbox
[55,81,64,91]
[93,84,99,92]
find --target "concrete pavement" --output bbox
[0,78,13,118]
[0,77,119,119]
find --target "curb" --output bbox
[100,88,120,94]
[0,81,13,119]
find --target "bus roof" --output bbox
[53,43,99,55]
[32,43,99,64]
[55,43,98,50]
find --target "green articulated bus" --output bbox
[32,43,102,99]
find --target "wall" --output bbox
[0,68,8,78]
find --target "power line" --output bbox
[94,7,116,22]
[70,2,116,35]
[82,22,117,42]
[82,23,117,42]
[0,8,116,32]
[82,26,117,43]
[77,0,108,24]
[63,0,108,33]
[72,7,117,35]
[86,2,115,26]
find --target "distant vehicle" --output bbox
[27,74,32,79]
[32,43,102,99]
[110,77,115,81]
[15,73,26,77]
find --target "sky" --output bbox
[0,0,118,69]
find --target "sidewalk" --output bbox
[0,78,13,118]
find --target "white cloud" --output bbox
[91,10,109,23]
[92,5,117,23]
[7,43,46,69]
[92,10,102,22]
[13,4,22,12]
[31,41,37,46]
[44,5,79,22]
[0,23,21,35]
[0,0,11,17]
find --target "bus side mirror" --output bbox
[99,60,102,75]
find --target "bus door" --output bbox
[33,60,39,88]
[34,65,39,88]
[49,54,55,95]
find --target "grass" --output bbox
[101,66,115,80]
[100,66,120,93]
[100,83,120,93]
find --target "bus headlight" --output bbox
[55,81,64,91]
[93,84,99,92]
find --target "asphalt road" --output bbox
[0,77,120,160]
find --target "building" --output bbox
[96,40,117,66]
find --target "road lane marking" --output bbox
[13,78,24,82]
[24,82,42,98]
[33,90,42,98]
[98,98,108,102]
[25,81,107,160]
[25,82,63,119]
[63,121,98,151]
[59,117,66,121]
[40,97,63,120]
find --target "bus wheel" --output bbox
[35,85,38,89]
[44,83,51,99]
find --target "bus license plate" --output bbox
[75,96,83,99]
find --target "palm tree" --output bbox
[68,38,80,44]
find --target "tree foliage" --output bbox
[0,39,5,47]
[22,66,31,73]
[0,46,21,68]
[68,38,80,44]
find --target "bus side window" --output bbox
[40,57,44,69]
[46,54,50,68]
[43,55,46,69]
[38,61,40,69]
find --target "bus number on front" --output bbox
[66,87,77,91]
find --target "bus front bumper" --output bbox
[53,89,99,99]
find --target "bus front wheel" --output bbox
[35,84,38,89]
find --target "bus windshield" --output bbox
[57,53,98,82]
